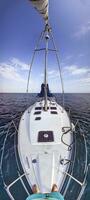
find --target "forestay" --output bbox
[29,0,48,22]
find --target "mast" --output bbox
[44,24,49,111]
[28,0,65,107]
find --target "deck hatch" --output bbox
[35,107,42,110]
[51,111,58,114]
[34,111,41,115]
[38,131,54,142]
[50,107,57,110]
[35,117,41,120]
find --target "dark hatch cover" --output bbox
[38,131,54,142]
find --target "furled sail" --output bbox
[29,0,48,22]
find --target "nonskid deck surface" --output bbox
[18,99,73,193]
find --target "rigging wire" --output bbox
[26,22,65,112]
[50,31,65,107]
[26,30,45,93]
[44,24,50,110]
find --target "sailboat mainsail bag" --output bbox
[29,0,48,22]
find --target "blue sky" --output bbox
[0,0,90,93]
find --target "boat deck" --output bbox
[18,100,73,193]
[0,99,88,200]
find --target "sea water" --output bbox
[0,93,90,200]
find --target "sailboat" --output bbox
[18,0,74,194]
[2,1,88,200]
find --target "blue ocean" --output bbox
[0,93,90,200]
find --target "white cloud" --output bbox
[63,65,90,92]
[48,70,59,78]
[0,58,43,92]
[11,57,29,70]
[0,58,90,93]
[40,65,90,92]
[40,69,60,79]
[0,57,31,84]
[64,78,90,93]
[0,62,26,83]
[73,21,90,38]
[77,77,90,84]
[64,65,90,76]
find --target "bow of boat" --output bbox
[18,99,73,193]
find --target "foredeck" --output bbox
[18,100,73,193]
[23,100,71,144]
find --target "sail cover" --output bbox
[29,0,48,22]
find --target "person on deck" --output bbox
[26,184,64,200]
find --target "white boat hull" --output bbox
[18,99,73,193]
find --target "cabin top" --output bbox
[27,100,70,144]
